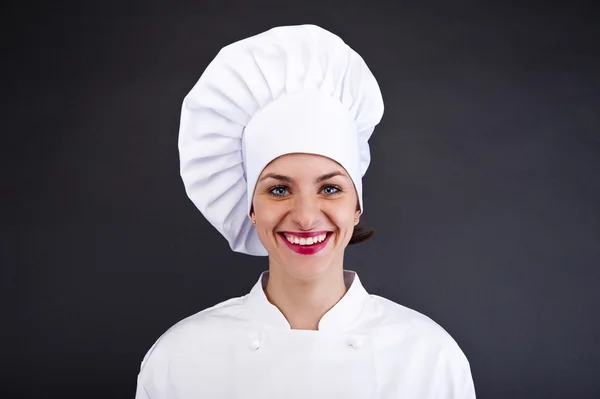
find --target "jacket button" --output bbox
[350,339,364,349]
[249,340,261,350]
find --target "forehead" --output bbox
[261,153,346,173]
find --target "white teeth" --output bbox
[284,233,328,246]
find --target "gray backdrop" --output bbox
[3,1,599,398]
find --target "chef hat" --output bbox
[179,24,384,256]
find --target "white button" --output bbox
[249,339,261,350]
[350,339,364,349]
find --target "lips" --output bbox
[278,232,333,255]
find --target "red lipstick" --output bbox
[278,232,332,255]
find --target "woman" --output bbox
[135,24,476,398]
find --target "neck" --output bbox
[265,265,347,330]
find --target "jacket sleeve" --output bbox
[449,348,477,399]
[134,336,171,399]
[134,376,151,399]
[458,361,477,399]
[436,336,477,399]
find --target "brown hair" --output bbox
[348,221,375,245]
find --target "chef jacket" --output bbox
[135,270,476,398]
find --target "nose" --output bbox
[290,195,321,231]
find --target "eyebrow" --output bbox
[258,171,348,184]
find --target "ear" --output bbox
[249,204,256,222]
[354,209,361,224]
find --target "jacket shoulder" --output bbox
[138,294,248,372]
[368,294,467,354]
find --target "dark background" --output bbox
[3,1,599,398]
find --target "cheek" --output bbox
[325,201,358,228]
[253,197,285,227]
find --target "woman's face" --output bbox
[251,153,360,281]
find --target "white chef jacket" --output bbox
[135,271,476,398]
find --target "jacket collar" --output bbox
[245,270,370,333]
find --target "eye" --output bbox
[321,185,341,196]
[268,186,289,197]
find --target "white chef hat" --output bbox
[179,24,384,256]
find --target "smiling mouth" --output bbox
[277,232,333,255]
[279,232,331,246]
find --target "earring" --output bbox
[252,219,256,225]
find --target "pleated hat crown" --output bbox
[179,25,384,256]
